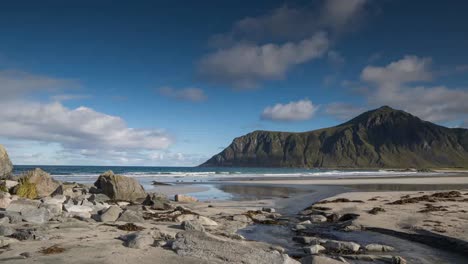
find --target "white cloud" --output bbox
[361,55,433,86]
[199,33,329,88]
[358,56,468,123]
[158,86,207,102]
[261,99,318,121]
[325,102,366,120]
[0,70,79,100]
[0,101,172,151]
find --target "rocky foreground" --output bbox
[1,165,467,263]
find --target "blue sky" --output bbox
[0,0,467,166]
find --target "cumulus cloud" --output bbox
[0,70,79,100]
[261,99,318,121]
[325,102,366,120]
[0,101,172,151]
[201,0,369,88]
[158,86,207,102]
[199,33,329,88]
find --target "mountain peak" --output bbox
[342,106,418,128]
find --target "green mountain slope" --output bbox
[200,106,468,168]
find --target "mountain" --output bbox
[200,106,468,168]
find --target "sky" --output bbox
[0,0,468,166]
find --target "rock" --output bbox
[310,215,327,223]
[42,195,66,205]
[0,216,9,225]
[172,231,300,264]
[94,171,146,202]
[0,211,22,223]
[304,244,326,255]
[233,214,251,223]
[197,216,218,226]
[63,204,93,219]
[338,213,360,222]
[117,209,144,222]
[0,226,15,236]
[300,255,344,264]
[18,168,60,198]
[119,232,155,249]
[143,193,172,210]
[0,145,13,179]
[175,194,198,203]
[293,236,321,245]
[1,180,18,189]
[299,220,312,225]
[175,214,197,222]
[0,191,12,209]
[52,184,77,198]
[42,203,63,216]
[6,199,40,212]
[326,213,340,222]
[88,193,110,203]
[9,229,35,241]
[364,244,395,252]
[181,220,205,232]
[262,207,276,213]
[323,240,360,253]
[98,205,122,222]
[21,207,50,224]
[0,237,19,247]
[342,255,406,264]
[295,224,307,231]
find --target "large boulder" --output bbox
[94,171,146,202]
[17,168,60,198]
[0,145,13,179]
[98,205,122,222]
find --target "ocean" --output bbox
[12,165,424,188]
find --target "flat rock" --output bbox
[63,204,93,219]
[172,231,300,264]
[0,191,12,209]
[323,240,360,253]
[21,207,50,224]
[1,180,18,189]
[364,244,395,252]
[119,232,155,249]
[0,237,19,247]
[6,199,41,213]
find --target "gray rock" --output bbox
[0,211,22,223]
[63,204,93,219]
[0,145,13,178]
[364,244,395,252]
[172,231,300,264]
[9,229,35,241]
[232,214,251,223]
[94,171,146,202]
[98,205,122,222]
[342,255,406,264]
[0,237,19,247]
[181,220,205,232]
[262,207,276,213]
[310,215,327,223]
[6,199,40,213]
[196,216,218,226]
[0,226,15,236]
[21,207,50,224]
[142,193,172,210]
[117,209,144,222]
[300,255,344,264]
[88,193,110,203]
[323,240,360,253]
[119,232,155,249]
[293,236,321,245]
[0,216,9,225]
[1,180,18,189]
[42,203,62,216]
[303,244,326,255]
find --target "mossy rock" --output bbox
[15,177,38,199]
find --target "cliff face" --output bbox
[0,144,13,178]
[201,106,468,168]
